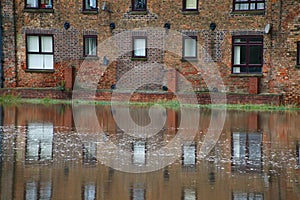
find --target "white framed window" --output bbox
[183,36,197,59]
[132,36,147,58]
[183,0,198,11]
[26,35,54,70]
[26,123,54,161]
[25,0,53,9]
[84,36,97,57]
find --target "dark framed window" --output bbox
[84,35,97,57]
[183,0,198,11]
[83,0,97,11]
[232,36,263,74]
[132,0,147,11]
[233,0,265,11]
[183,36,197,60]
[132,36,147,59]
[25,0,53,9]
[26,35,54,70]
[297,42,300,66]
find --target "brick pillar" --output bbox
[167,69,177,92]
[248,77,259,94]
[167,109,177,135]
[64,67,75,90]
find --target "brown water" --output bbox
[0,104,299,200]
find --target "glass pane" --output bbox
[27,36,39,52]
[184,38,196,57]
[28,54,43,69]
[132,188,145,200]
[26,0,38,8]
[85,37,97,56]
[249,67,261,73]
[184,188,196,200]
[133,0,146,10]
[236,3,249,10]
[41,0,53,8]
[257,3,264,9]
[84,184,96,200]
[232,133,247,165]
[40,182,52,200]
[249,46,262,64]
[44,55,54,69]
[133,142,146,165]
[248,134,262,162]
[234,46,246,64]
[26,182,38,200]
[186,0,197,9]
[134,38,146,57]
[41,36,53,53]
[249,37,263,43]
[234,38,247,43]
[85,0,97,9]
[183,145,196,165]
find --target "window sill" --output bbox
[181,58,198,62]
[23,8,54,13]
[181,10,199,15]
[129,11,147,15]
[83,56,99,60]
[131,57,148,61]
[231,10,265,16]
[82,10,98,14]
[230,73,263,77]
[25,69,55,73]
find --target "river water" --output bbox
[0,104,299,200]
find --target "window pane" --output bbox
[28,54,43,69]
[184,38,196,57]
[134,38,146,57]
[234,46,246,64]
[41,36,53,53]
[257,3,264,9]
[183,188,196,200]
[43,55,54,69]
[133,0,146,10]
[26,0,38,8]
[41,0,53,8]
[232,133,247,165]
[27,36,39,52]
[186,0,197,9]
[235,3,249,10]
[249,46,262,64]
[132,188,145,200]
[248,134,262,164]
[133,142,146,165]
[84,184,96,200]
[183,145,196,165]
[26,182,38,200]
[85,0,97,9]
[85,37,97,56]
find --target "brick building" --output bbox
[0,0,300,104]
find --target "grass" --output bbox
[0,95,299,111]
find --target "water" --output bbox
[0,104,299,200]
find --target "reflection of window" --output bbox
[25,181,52,200]
[182,188,196,200]
[183,36,197,60]
[182,143,196,166]
[232,192,263,200]
[84,36,97,57]
[130,184,145,200]
[26,123,53,161]
[297,142,300,166]
[183,0,198,11]
[83,0,97,10]
[132,0,147,11]
[132,36,147,59]
[297,42,300,66]
[232,36,263,74]
[26,35,54,70]
[233,0,265,11]
[232,132,262,171]
[132,141,146,165]
[83,183,96,200]
[25,0,53,9]
[83,142,97,163]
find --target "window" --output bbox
[182,143,196,166]
[83,142,97,163]
[132,0,147,11]
[84,36,97,57]
[297,42,300,66]
[132,141,146,165]
[233,0,265,11]
[26,123,54,161]
[183,0,198,11]
[26,35,54,70]
[183,36,197,60]
[25,0,53,9]
[132,36,147,59]
[83,0,97,10]
[25,181,52,200]
[232,36,263,74]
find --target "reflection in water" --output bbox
[0,104,299,199]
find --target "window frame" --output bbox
[25,0,53,9]
[232,35,263,74]
[26,34,54,70]
[182,36,197,60]
[83,0,98,11]
[233,0,265,12]
[297,42,300,66]
[132,36,147,59]
[182,0,199,12]
[131,0,147,12]
[83,35,98,57]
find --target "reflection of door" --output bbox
[25,123,54,161]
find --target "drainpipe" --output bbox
[0,1,4,88]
